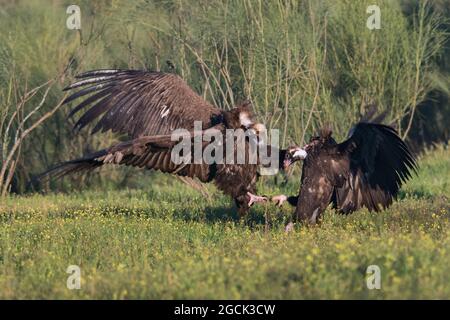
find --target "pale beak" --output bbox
[292,148,307,160]
[283,147,307,170]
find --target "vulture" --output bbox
[273,115,417,225]
[37,69,287,216]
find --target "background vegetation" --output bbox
[0,0,449,194]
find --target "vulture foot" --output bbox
[247,192,267,207]
[272,194,288,207]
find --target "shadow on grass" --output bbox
[168,201,294,229]
[174,204,271,227]
[173,205,239,223]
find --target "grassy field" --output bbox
[0,145,449,299]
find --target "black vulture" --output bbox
[36,69,290,216]
[273,117,417,225]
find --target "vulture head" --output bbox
[283,127,337,169]
[282,146,308,170]
[223,100,268,146]
[223,100,255,130]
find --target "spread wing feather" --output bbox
[63,69,222,138]
[34,126,225,185]
[332,123,417,213]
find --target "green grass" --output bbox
[0,145,449,299]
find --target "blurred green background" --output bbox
[0,0,449,194]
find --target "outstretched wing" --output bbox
[35,125,225,185]
[107,125,225,182]
[63,69,223,138]
[332,122,417,213]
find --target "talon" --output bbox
[272,194,288,207]
[247,192,268,207]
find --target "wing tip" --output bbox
[75,69,123,79]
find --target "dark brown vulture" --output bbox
[273,118,417,225]
[37,69,285,216]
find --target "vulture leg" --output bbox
[271,195,298,232]
[233,192,267,217]
[234,195,250,217]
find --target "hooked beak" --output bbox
[292,147,308,160]
[283,146,307,170]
